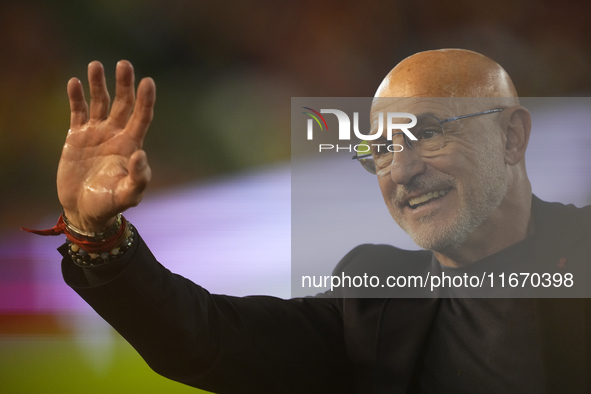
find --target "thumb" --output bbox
[122,150,151,207]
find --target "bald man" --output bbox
[53,50,590,393]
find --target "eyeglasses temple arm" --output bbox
[441,108,505,124]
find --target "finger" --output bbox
[126,77,156,144]
[88,61,110,121]
[67,78,88,128]
[120,150,151,208]
[109,60,135,128]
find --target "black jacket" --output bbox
[62,197,591,393]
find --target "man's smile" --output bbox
[407,188,452,209]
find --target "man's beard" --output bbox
[391,150,508,253]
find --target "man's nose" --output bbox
[384,143,427,185]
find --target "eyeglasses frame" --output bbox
[352,108,506,167]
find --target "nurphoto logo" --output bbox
[302,107,417,152]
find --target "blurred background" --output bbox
[1,0,591,392]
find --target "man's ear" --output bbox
[502,106,531,166]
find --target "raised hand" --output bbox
[57,60,156,232]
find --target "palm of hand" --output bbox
[58,123,138,224]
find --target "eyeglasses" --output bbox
[353,108,505,174]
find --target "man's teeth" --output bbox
[408,189,450,207]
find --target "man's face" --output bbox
[374,98,509,252]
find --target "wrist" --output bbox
[67,222,135,267]
[63,212,123,243]
[62,210,117,234]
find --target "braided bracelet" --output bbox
[22,213,136,266]
[67,223,135,267]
